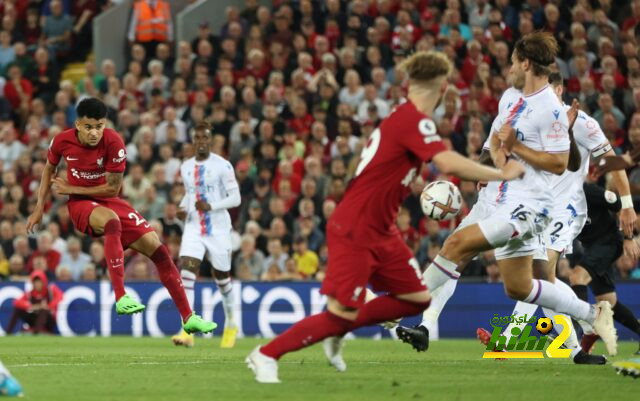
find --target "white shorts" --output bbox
[534,206,587,259]
[456,197,496,232]
[179,232,232,271]
[478,200,551,260]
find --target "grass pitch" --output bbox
[1,336,637,401]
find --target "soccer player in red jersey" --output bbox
[26,98,216,334]
[246,51,526,383]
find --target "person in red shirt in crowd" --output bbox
[25,231,60,275]
[622,0,640,32]
[6,270,63,335]
[288,100,314,140]
[272,159,302,196]
[4,64,32,122]
[461,40,491,84]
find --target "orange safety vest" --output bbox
[134,0,170,42]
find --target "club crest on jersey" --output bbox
[97,157,103,167]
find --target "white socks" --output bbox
[423,255,459,293]
[524,279,596,324]
[421,279,457,330]
[502,301,538,337]
[216,277,235,328]
[180,270,196,310]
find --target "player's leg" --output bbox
[498,255,617,355]
[594,289,640,354]
[128,232,216,334]
[88,206,139,312]
[171,256,201,347]
[206,235,237,348]
[248,238,430,383]
[0,359,23,397]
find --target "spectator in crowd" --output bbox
[26,232,60,277]
[42,0,73,58]
[59,236,91,281]
[292,236,318,279]
[263,237,287,273]
[128,0,173,61]
[233,234,265,280]
[6,270,63,334]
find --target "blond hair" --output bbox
[399,51,452,84]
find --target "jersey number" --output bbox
[510,204,530,221]
[128,212,150,228]
[355,128,381,177]
[550,222,563,237]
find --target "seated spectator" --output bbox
[81,263,98,281]
[0,31,14,71]
[8,255,27,281]
[124,254,159,281]
[32,47,59,105]
[55,264,73,281]
[42,0,73,58]
[0,123,26,170]
[59,236,91,281]
[263,237,287,273]
[123,163,152,212]
[261,263,284,281]
[233,234,265,279]
[292,236,318,279]
[3,64,32,123]
[6,271,63,335]
[26,231,61,277]
[89,241,106,277]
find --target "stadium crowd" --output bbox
[1,0,640,287]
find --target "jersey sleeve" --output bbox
[222,161,239,192]
[584,183,621,212]
[541,107,570,153]
[104,132,127,173]
[47,135,62,166]
[574,113,611,157]
[482,117,502,151]
[398,117,447,161]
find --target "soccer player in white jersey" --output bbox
[172,122,241,348]
[475,73,638,361]
[486,73,638,344]
[399,84,604,364]
[396,32,618,356]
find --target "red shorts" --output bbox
[320,228,427,309]
[67,197,155,248]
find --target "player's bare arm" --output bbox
[432,150,524,182]
[602,148,637,237]
[26,160,57,233]
[566,99,581,172]
[52,171,123,198]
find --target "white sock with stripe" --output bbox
[524,279,596,323]
[421,279,457,330]
[423,255,460,293]
[216,277,235,328]
[180,270,196,311]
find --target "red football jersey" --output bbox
[47,128,127,198]
[329,101,447,242]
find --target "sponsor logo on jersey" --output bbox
[552,110,560,120]
[71,168,106,180]
[112,149,126,163]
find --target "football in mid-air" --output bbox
[420,180,462,221]
[536,317,553,335]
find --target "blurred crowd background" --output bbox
[1,0,640,287]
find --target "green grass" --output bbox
[1,337,637,401]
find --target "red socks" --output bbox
[150,245,193,322]
[260,295,430,360]
[104,219,125,300]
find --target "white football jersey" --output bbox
[492,85,570,205]
[179,153,239,236]
[478,87,522,205]
[557,107,611,215]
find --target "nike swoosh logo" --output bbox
[66,156,78,161]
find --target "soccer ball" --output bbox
[420,180,462,221]
[536,317,553,335]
